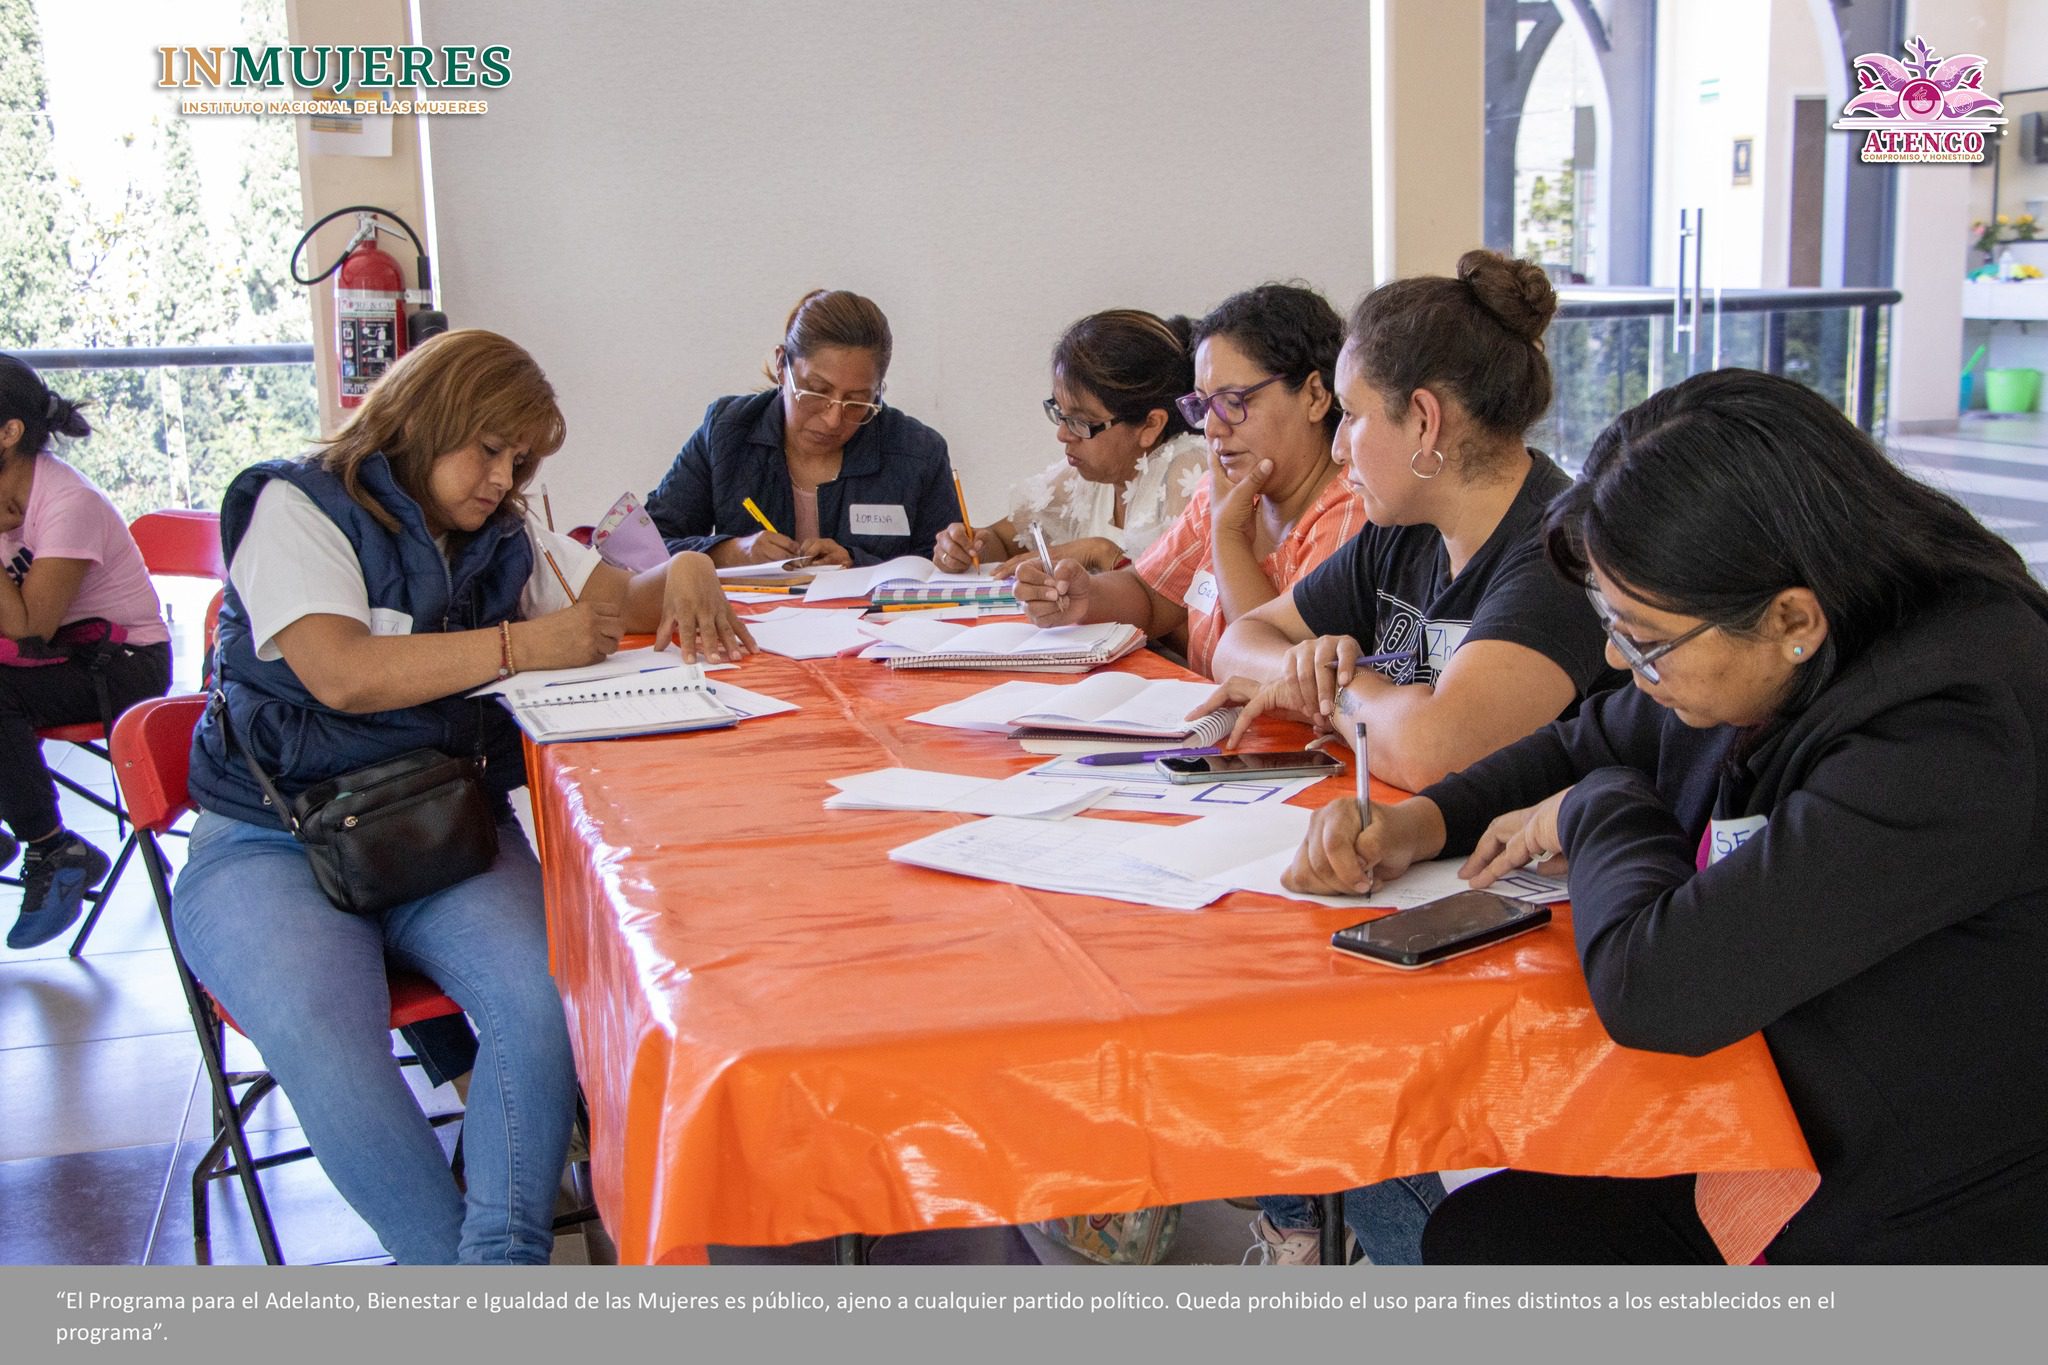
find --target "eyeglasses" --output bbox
[1584,582,1715,684]
[1176,374,1287,429]
[1043,397,1119,441]
[783,368,885,426]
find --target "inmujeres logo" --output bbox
[159,45,509,116]
[1831,36,2004,163]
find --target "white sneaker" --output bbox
[1243,1213,1357,1265]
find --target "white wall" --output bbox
[416,0,1375,527]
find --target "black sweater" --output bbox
[1422,584,2048,1262]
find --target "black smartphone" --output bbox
[1155,750,1344,783]
[1330,891,1552,970]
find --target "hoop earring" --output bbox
[1409,447,1446,479]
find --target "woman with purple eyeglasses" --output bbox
[1013,283,1363,680]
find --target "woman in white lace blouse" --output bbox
[934,310,1207,575]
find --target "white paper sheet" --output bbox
[1015,755,1325,816]
[744,608,876,660]
[1120,807,1569,909]
[825,768,1112,819]
[889,816,1223,911]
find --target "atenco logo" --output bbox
[1831,36,2004,164]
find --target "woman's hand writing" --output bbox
[1283,797,1447,897]
[512,597,623,671]
[1013,557,1091,626]
[933,522,1005,573]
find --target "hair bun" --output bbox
[1456,249,1557,343]
[47,394,92,441]
[1161,314,1195,352]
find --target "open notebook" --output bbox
[909,675,1236,741]
[499,669,737,743]
[861,620,1145,673]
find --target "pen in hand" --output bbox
[1028,521,1054,575]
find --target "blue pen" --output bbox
[1076,745,1222,767]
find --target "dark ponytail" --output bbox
[0,354,92,462]
[1546,368,2048,721]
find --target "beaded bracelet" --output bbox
[497,620,516,679]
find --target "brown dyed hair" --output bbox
[1345,249,1557,471]
[1052,310,1197,440]
[315,329,565,533]
[763,288,894,385]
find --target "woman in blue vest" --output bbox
[174,330,755,1264]
[646,289,957,567]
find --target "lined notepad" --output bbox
[501,673,737,743]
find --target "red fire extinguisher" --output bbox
[334,230,406,407]
[290,206,449,407]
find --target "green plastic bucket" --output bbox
[1984,368,2042,413]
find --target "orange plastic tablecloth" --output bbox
[529,648,1814,1266]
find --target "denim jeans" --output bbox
[1258,1173,1447,1265]
[172,809,577,1264]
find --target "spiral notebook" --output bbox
[500,669,737,743]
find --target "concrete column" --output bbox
[1371,0,1486,281]
[285,0,432,434]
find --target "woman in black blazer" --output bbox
[1286,369,2048,1263]
[647,289,956,568]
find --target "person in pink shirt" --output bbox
[0,355,171,948]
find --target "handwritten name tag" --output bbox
[849,503,910,535]
[368,607,414,636]
[1707,815,1768,865]
[1422,620,1471,677]
[1184,568,1220,615]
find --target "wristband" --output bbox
[497,620,516,679]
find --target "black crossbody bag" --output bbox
[217,692,500,917]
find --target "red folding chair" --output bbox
[111,695,469,1264]
[57,510,228,957]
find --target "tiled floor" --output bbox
[8,433,2042,1268]
[1889,412,2048,582]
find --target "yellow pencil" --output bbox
[742,497,780,537]
[542,548,579,605]
[951,473,976,564]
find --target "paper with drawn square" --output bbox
[1015,754,1323,815]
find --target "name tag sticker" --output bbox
[1422,620,1471,676]
[1184,568,1220,615]
[1707,814,1768,866]
[368,607,414,637]
[849,503,910,535]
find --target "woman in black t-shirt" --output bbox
[1202,251,1619,793]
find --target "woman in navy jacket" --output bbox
[1285,370,2048,1263]
[647,289,956,567]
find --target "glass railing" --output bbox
[13,344,318,524]
[1533,288,1899,470]
[15,344,317,690]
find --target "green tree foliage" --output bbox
[0,0,73,341]
[1,0,316,520]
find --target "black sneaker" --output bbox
[0,829,17,874]
[8,833,111,950]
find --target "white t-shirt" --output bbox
[229,480,602,662]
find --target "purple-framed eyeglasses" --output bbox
[1176,374,1287,428]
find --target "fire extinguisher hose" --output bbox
[289,205,434,296]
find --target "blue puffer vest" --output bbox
[186,454,533,829]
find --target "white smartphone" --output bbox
[1155,751,1344,784]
